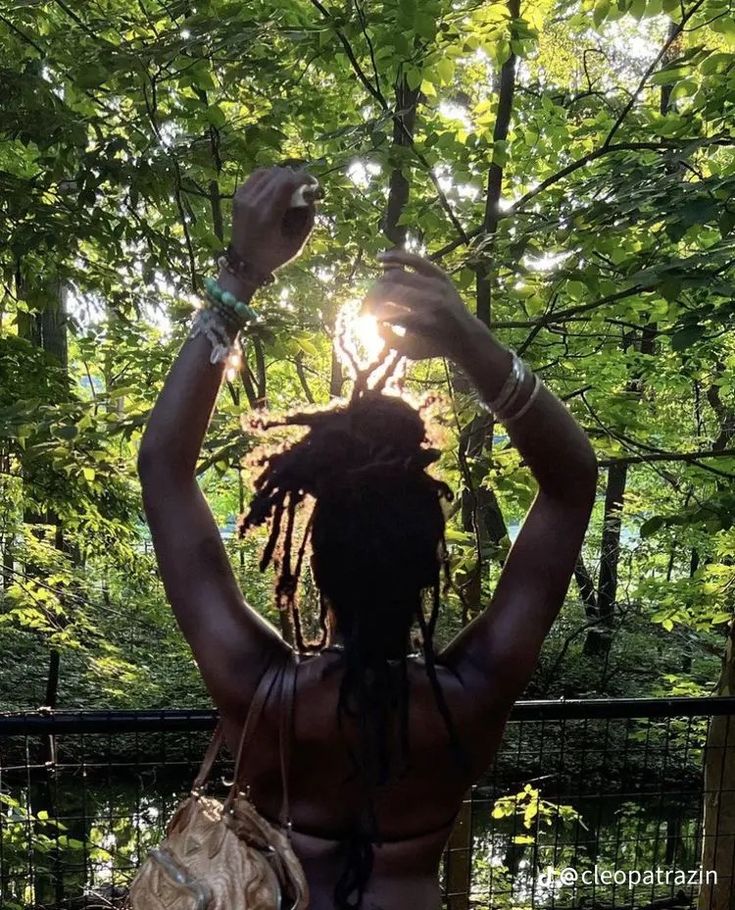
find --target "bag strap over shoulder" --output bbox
[191,657,281,796]
[190,652,299,829]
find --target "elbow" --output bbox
[137,439,167,484]
[137,439,190,489]
[574,449,599,508]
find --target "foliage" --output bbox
[0,0,733,711]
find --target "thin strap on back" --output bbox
[278,655,298,828]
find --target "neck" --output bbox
[329,627,411,661]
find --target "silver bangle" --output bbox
[488,353,523,412]
[502,373,542,424]
[494,361,529,418]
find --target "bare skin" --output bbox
[138,167,598,910]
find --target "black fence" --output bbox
[1,697,735,910]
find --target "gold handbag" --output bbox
[129,657,308,910]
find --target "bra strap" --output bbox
[278,655,298,829]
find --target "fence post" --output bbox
[445,789,472,910]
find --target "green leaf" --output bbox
[55,425,79,440]
[670,324,705,351]
[699,53,733,75]
[492,139,509,167]
[593,0,611,26]
[206,105,227,128]
[640,516,664,538]
[76,64,106,89]
[651,67,689,85]
[405,67,423,92]
[719,211,735,238]
[629,0,646,19]
[670,77,698,101]
[712,17,735,41]
[434,57,455,84]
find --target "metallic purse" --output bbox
[129,657,308,910]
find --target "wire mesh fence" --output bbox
[1,698,734,910]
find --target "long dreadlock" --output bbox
[238,353,468,909]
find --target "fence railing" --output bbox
[1,697,734,910]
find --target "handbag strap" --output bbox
[191,653,298,829]
[191,723,225,794]
[224,657,284,812]
[191,657,281,797]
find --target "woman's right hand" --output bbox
[362,250,490,365]
[228,166,317,276]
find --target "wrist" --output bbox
[216,266,258,303]
[452,320,519,402]
[448,318,496,369]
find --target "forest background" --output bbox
[1,0,734,715]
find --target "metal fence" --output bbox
[1,697,735,910]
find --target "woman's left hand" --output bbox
[363,250,486,364]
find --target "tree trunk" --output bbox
[17,271,69,907]
[457,0,519,617]
[699,620,735,910]
[381,75,419,247]
[584,461,627,656]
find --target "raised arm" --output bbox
[365,250,598,709]
[137,167,316,718]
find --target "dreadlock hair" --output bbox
[238,352,468,909]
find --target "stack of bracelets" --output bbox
[482,352,542,424]
[191,245,542,426]
[190,247,273,365]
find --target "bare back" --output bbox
[221,651,512,910]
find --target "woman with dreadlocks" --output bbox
[138,167,598,910]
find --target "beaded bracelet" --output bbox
[191,278,259,365]
[202,277,257,327]
[219,247,275,289]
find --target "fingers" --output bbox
[378,249,448,280]
[378,323,434,360]
[234,168,270,202]
[363,276,426,315]
[379,266,435,291]
[261,167,318,215]
[362,297,410,323]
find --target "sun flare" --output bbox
[336,299,386,374]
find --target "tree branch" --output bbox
[598,447,735,468]
[602,0,708,148]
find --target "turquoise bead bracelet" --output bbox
[202,277,257,329]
